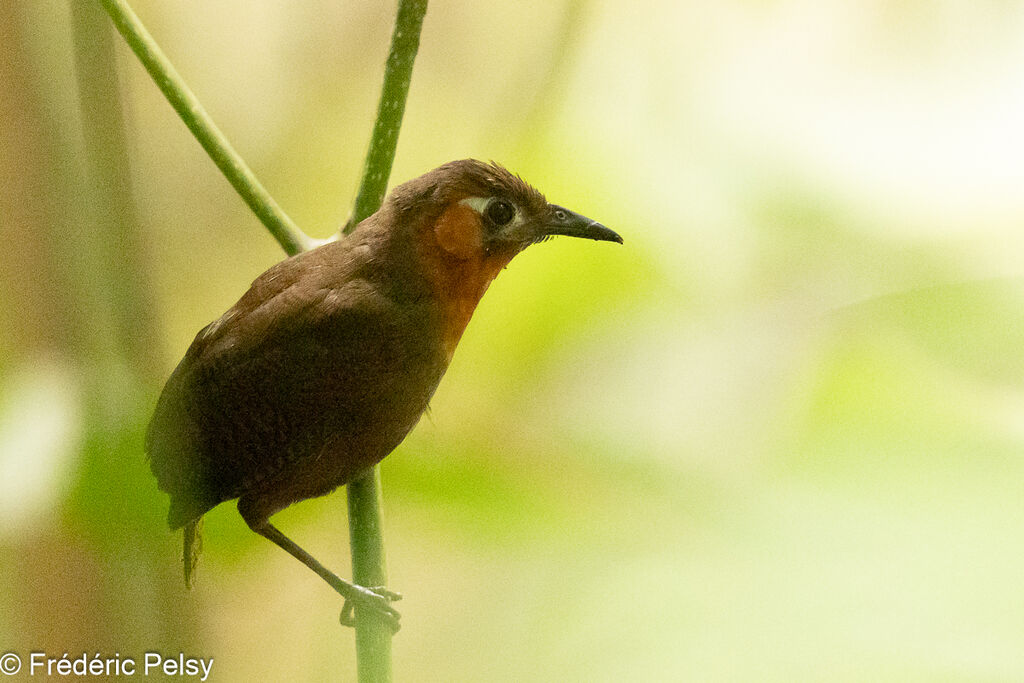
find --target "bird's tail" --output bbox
[182,516,204,588]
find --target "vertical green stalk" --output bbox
[346,472,392,681]
[345,0,428,231]
[346,3,427,681]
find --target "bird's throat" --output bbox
[420,205,518,360]
[435,250,515,361]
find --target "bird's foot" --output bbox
[339,585,403,633]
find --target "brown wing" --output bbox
[147,241,439,529]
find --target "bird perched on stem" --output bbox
[147,159,622,631]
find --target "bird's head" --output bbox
[381,159,622,358]
[388,159,622,261]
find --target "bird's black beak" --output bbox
[540,205,623,244]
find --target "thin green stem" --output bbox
[98,0,313,256]
[346,2,428,682]
[345,0,428,231]
[347,473,393,681]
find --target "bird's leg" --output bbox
[253,522,401,633]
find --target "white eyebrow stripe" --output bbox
[460,197,490,213]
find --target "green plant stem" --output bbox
[97,0,313,256]
[347,472,392,681]
[346,2,427,682]
[345,0,428,231]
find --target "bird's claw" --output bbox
[370,586,402,602]
[339,585,402,633]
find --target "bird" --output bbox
[146,159,622,630]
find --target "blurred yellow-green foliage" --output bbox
[4,1,1024,680]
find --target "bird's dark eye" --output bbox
[485,199,515,227]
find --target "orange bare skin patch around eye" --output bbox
[434,201,483,259]
[420,200,519,359]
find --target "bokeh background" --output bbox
[4,1,1024,680]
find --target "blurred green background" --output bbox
[4,1,1024,680]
